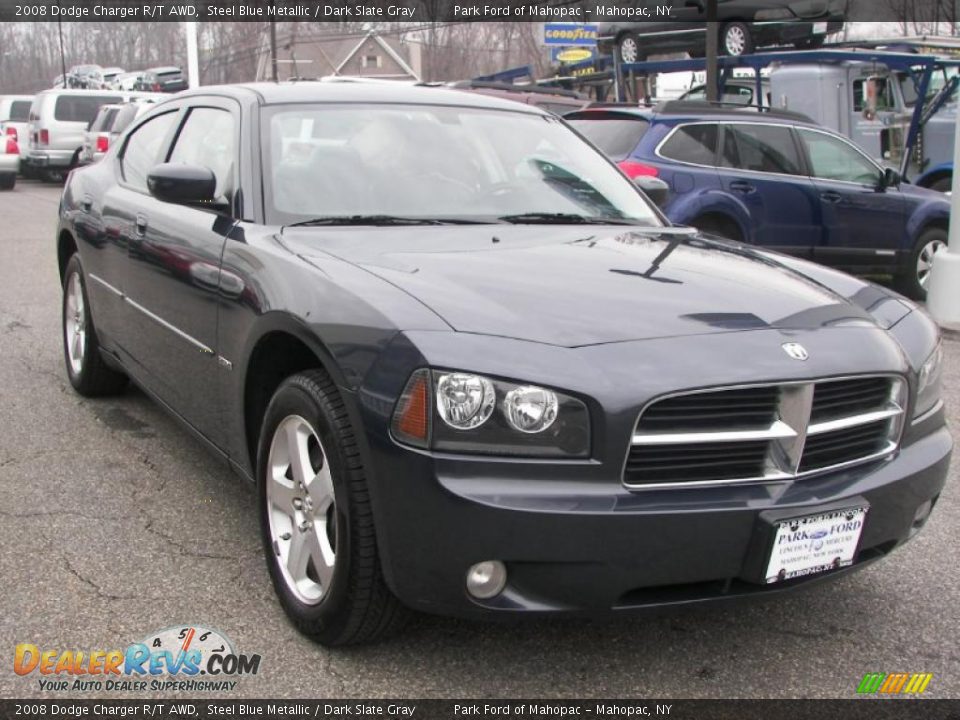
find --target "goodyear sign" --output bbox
[551,46,598,64]
[543,23,599,47]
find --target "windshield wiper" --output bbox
[286,215,487,227]
[498,212,644,226]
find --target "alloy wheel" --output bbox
[724,25,747,56]
[620,36,639,64]
[64,271,86,376]
[917,238,947,289]
[266,414,337,605]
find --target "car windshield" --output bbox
[263,103,662,226]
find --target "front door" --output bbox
[121,100,240,443]
[796,127,906,269]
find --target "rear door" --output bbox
[718,122,821,254]
[795,127,906,268]
[121,98,240,442]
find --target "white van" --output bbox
[23,89,154,181]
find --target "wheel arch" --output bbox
[240,313,359,476]
[667,193,751,242]
[915,163,953,190]
[58,228,78,284]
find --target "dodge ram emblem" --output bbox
[782,343,809,361]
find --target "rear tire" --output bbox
[257,370,409,646]
[0,173,14,190]
[896,228,947,301]
[62,254,128,397]
[721,22,754,56]
[693,215,744,243]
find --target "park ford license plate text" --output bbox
[765,507,867,584]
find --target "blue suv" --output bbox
[566,102,950,300]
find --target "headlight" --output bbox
[391,369,590,458]
[436,373,495,429]
[914,342,943,419]
[755,8,793,18]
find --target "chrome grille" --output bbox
[624,376,906,489]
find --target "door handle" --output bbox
[134,213,148,238]
[729,180,755,194]
[820,191,843,204]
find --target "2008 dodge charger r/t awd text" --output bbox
[56,82,951,646]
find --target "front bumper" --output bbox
[365,420,950,619]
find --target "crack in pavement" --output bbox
[61,554,137,602]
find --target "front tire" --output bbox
[0,173,14,190]
[62,254,128,397]
[617,33,643,64]
[721,22,754,56]
[897,228,947,301]
[257,370,408,646]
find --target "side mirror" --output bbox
[880,167,901,189]
[147,163,218,207]
[635,175,670,207]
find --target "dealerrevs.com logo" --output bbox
[14,625,261,692]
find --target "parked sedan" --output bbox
[566,103,951,300]
[599,4,844,62]
[57,82,950,645]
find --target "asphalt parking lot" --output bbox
[1,179,959,700]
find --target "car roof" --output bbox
[149,67,183,74]
[169,81,552,115]
[568,101,816,127]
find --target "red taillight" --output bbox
[4,126,16,143]
[39,129,49,145]
[152,83,161,91]
[618,160,658,179]
[5,138,18,155]
[96,135,109,153]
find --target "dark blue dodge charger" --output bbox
[57,82,951,645]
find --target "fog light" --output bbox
[465,560,507,599]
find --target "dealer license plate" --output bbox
[765,507,867,584]
[813,22,828,34]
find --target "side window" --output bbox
[659,124,718,166]
[168,107,236,200]
[799,129,881,185]
[853,78,894,113]
[120,111,177,192]
[721,124,802,175]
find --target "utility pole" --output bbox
[269,11,279,82]
[185,22,199,89]
[705,0,718,102]
[57,15,67,87]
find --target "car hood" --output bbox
[283,225,879,348]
